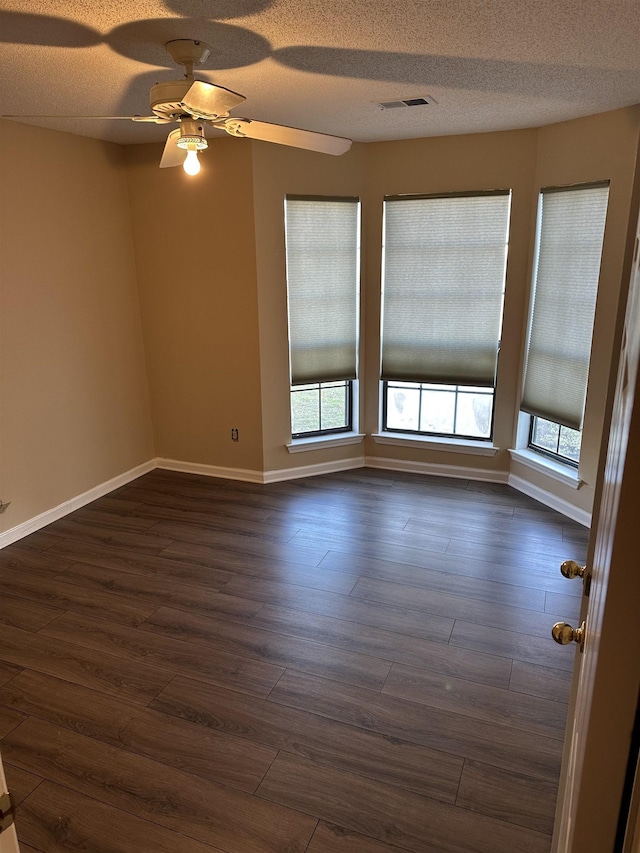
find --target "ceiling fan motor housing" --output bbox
[149,80,193,121]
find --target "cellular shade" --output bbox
[381,192,511,386]
[521,183,609,430]
[285,196,360,385]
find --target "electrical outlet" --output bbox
[0,501,11,513]
[231,428,239,442]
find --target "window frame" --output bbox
[528,414,580,468]
[518,180,609,473]
[284,195,361,442]
[520,181,609,432]
[290,379,354,439]
[381,379,496,441]
[379,189,511,442]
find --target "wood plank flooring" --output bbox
[0,467,588,852]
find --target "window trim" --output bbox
[520,181,610,430]
[285,195,361,387]
[286,431,365,454]
[372,431,499,456]
[381,379,496,442]
[509,448,582,489]
[384,189,512,203]
[285,195,361,442]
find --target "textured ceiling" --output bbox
[1,0,639,147]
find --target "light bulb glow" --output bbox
[183,148,201,176]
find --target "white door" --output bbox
[553,210,640,850]
[0,754,19,853]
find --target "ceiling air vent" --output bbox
[378,96,435,109]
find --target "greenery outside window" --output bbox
[291,380,353,438]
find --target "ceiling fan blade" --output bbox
[160,129,186,168]
[181,80,246,120]
[221,118,352,155]
[1,114,155,120]
[132,115,172,124]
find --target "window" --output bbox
[529,416,581,466]
[380,191,511,439]
[521,182,609,464]
[290,381,352,437]
[285,196,360,438]
[384,382,493,439]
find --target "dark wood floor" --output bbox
[0,467,587,853]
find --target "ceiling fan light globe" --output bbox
[182,149,201,176]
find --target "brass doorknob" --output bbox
[560,560,591,595]
[552,620,586,651]
[560,560,586,580]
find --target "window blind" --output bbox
[521,183,609,430]
[381,192,511,386]
[285,196,360,385]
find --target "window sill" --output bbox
[372,432,499,456]
[286,432,365,454]
[509,448,582,489]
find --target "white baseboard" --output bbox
[155,457,264,484]
[508,473,591,527]
[156,455,510,485]
[365,455,509,483]
[158,455,365,484]
[159,454,507,485]
[263,456,364,483]
[0,459,156,550]
[1,453,586,552]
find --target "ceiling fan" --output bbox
[9,39,352,175]
[150,40,352,173]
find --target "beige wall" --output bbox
[1,107,638,538]
[0,119,154,534]
[125,137,263,474]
